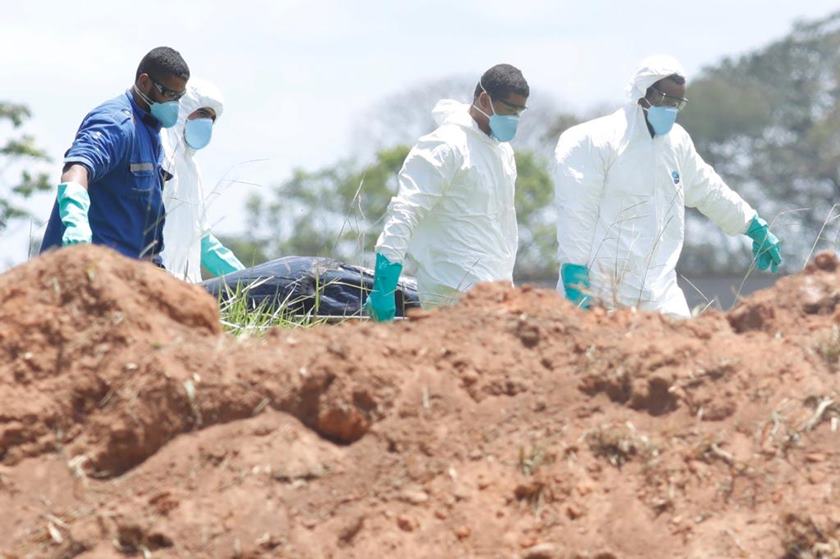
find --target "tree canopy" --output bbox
[0,102,51,234]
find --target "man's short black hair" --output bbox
[136,47,190,81]
[474,63,529,101]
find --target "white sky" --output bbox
[2,0,838,269]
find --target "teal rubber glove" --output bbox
[200,233,245,277]
[365,253,403,322]
[561,263,592,309]
[745,215,782,273]
[57,182,92,245]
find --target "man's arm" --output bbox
[53,109,130,246]
[61,163,89,188]
[681,131,782,272]
[554,129,606,306]
[64,109,130,183]
[681,133,754,234]
[53,164,92,245]
[375,139,460,264]
[367,137,460,321]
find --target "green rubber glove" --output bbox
[57,181,92,245]
[745,215,782,273]
[365,252,403,322]
[200,233,245,277]
[561,263,592,309]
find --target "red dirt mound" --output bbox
[1,245,838,558]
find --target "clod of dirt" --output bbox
[585,423,657,468]
[728,299,776,332]
[782,513,840,558]
[730,251,840,333]
[522,542,559,559]
[808,251,839,273]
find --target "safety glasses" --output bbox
[150,77,186,101]
[495,98,528,116]
[650,86,688,111]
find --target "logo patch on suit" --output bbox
[671,170,681,185]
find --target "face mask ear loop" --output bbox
[473,103,491,119]
[133,84,156,108]
[479,80,497,116]
[131,84,152,107]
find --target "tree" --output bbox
[511,150,556,281]
[0,102,51,233]
[354,77,474,155]
[243,146,406,264]
[678,11,840,272]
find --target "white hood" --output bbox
[164,78,225,170]
[160,78,225,283]
[626,54,686,102]
[430,99,490,139]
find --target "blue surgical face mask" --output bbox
[184,118,213,150]
[488,114,519,142]
[473,83,520,142]
[644,105,679,136]
[133,85,180,128]
[151,102,180,128]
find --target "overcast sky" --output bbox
[2,0,838,269]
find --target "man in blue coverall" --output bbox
[40,46,190,264]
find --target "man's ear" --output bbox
[480,91,492,110]
[136,73,150,89]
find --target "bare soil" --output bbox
[1,245,838,558]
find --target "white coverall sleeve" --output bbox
[375,139,461,264]
[682,134,755,235]
[554,131,606,266]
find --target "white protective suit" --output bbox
[375,99,518,308]
[553,55,756,317]
[160,79,226,282]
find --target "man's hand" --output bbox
[365,253,403,322]
[57,181,92,245]
[745,215,782,273]
[561,263,592,309]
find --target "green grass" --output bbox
[217,279,328,338]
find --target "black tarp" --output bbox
[201,256,419,317]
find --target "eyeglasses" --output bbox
[150,77,186,101]
[495,98,528,116]
[649,86,688,111]
[191,107,216,120]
